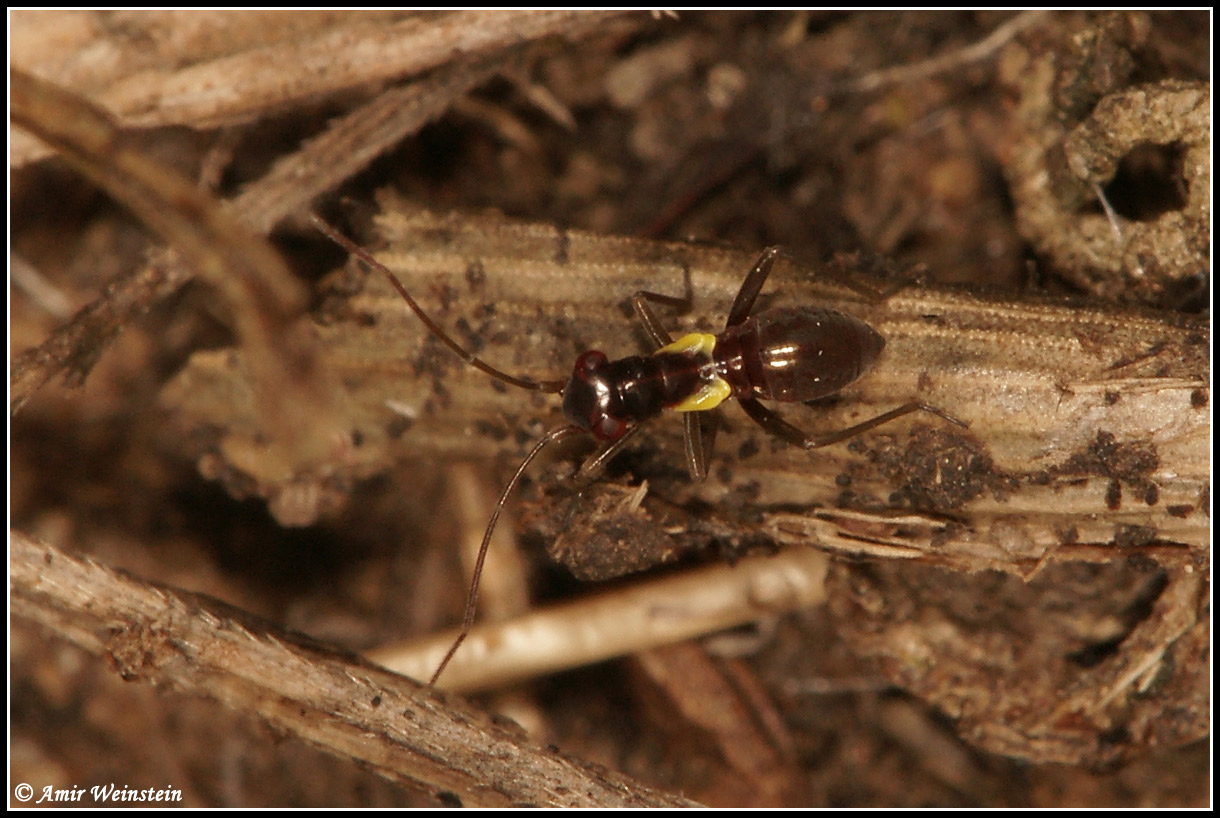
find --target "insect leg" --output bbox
[571,407,711,491]
[682,414,708,481]
[737,397,966,451]
[574,423,648,486]
[631,294,675,348]
[726,246,783,328]
[632,268,712,479]
[728,246,926,322]
[630,264,694,349]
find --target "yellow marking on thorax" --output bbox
[657,332,717,357]
[655,333,731,412]
[672,377,732,412]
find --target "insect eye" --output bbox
[596,415,628,441]
[574,350,607,374]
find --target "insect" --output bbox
[311,215,962,685]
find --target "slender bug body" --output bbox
[311,217,962,686]
[564,307,885,444]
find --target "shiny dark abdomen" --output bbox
[716,307,885,402]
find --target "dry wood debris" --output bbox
[12,11,1209,807]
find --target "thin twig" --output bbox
[11,10,633,165]
[369,548,830,693]
[10,531,699,808]
[234,56,504,234]
[11,70,346,482]
[842,11,1048,93]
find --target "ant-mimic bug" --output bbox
[311,214,964,686]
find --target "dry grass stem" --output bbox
[369,548,829,694]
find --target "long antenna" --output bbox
[310,214,566,394]
[312,213,581,685]
[430,424,585,685]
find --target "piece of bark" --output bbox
[165,203,1209,564]
[11,10,633,165]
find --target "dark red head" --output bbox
[561,350,629,441]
